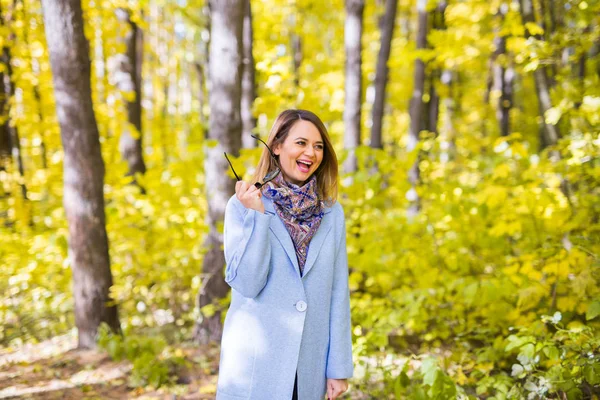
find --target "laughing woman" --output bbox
[216,109,354,400]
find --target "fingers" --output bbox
[235,180,243,193]
[235,181,260,197]
[327,380,348,400]
[235,180,263,211]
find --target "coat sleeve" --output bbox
[326,205,354,379]
[223,195,272,298]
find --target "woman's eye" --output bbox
[316,145,324,150]
[296,141,305,146]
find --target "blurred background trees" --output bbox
[1,0,599,397]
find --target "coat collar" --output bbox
[263,197,333,278]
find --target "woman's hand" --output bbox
[326,378,348,399]
[235,181,265,213]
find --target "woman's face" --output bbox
[274,120,324,186]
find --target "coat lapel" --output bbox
[301,209,333,277]
[263,197,333,278]
[264,198,300,274]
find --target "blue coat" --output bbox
[216,194,354,400]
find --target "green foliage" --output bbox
[97,323,186,389]
[346,131,600,396]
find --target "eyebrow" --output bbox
[294,136,324,144]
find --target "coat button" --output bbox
[295,301,307,312]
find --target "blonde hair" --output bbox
[252,109,338,206]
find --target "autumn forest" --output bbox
[1,0,599,398]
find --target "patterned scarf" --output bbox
[263,173,324,275]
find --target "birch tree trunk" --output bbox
[407,0,428,217]
[343,0,364,174]
[241,0,256,149]
[370,0,398,149]
[193,0,244,344]
[41,0,120,348]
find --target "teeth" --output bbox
[298,161,312,166]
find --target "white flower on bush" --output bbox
[153,309,175,326]
[511,364,525,378]
[517,353,539,368]
[541,311,562,324]
[524,377,551,399]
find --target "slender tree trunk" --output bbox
[291,23,302,89]
[370,0,398,149]
[0,64,11,165]
[408,0,427,161]
[41,0,120,348]
[343,0,364,174]
[241,0,256,149]
[426,74,439,135]
[20,0,47,169]
[595,37,600,79]
[195,62,207,137]
[0,2,27,199]
[407,0,428,217]
[440,69,456,162]
[487,3,513,136]
[0,3,8,161]
[193,0,243,344]
[519,0,560,148]
[573,26,589,109]
[197,3,211,140]
[115,8,146,182]
[424,1,447,136]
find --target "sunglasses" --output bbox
[224,134,281,189]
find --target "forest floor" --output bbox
[0,333,221,399]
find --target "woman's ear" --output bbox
[273,143,281,156]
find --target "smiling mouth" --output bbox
[296,160,312,173]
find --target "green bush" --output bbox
[97,323,187,389]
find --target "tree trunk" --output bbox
[193,0,243,344]
[0,2,27,200]
[41,0,120,348]
[291,26,302,89]
[440,69,456,163]
[115,8,146,182]
[20,0,48,169]
[424,1,447,136]
[343,0,364,174]
[519,0,560,148]
[488,3,513,136]
[573,26,589,109]
[407,0,428,217]
[426,77,439,135]
[595,37,600,79]
[0,65,11,165]
[196,3,210,140]
[0,2,12,166]
[370,0,398,149]
[408,0,427,163]
[195,61,207,137]
[241,0,256,149]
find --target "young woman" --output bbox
[216,109,353,400]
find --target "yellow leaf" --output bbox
[525,22,544,36]
[493,164,511,179]
[544,107,562,125]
